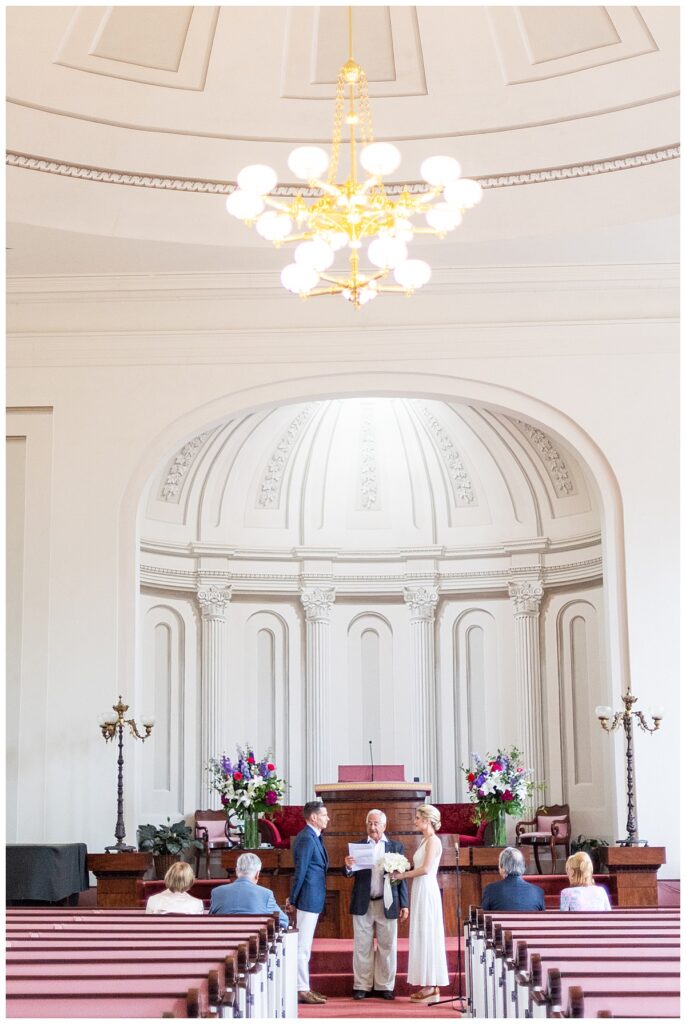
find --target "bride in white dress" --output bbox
[391,803,448,1002]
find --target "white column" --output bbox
[508,579,545,795]
[403,586,439,788]
[300,586,336,793]
[197,584,232,807]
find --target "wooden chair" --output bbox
[194,809,236,878]
[515,803,571,873]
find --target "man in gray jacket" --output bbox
[210,851,289,928]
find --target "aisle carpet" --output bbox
[299,939,464,1018]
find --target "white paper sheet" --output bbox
[347,842,375,871]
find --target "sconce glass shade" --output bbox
[420,155,461,186]
[237,164,278,196]
[225,190,265,220]
[393,259,431,290]
[281,263,320,295]
[141,716,156,727]
[444,177,484,210]
[360,142,402,176]
[595,705,613,720]
[288,146,330,181]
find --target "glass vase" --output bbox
[491,809,507,847]
[242,811,260,850]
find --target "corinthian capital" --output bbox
[300,586,336,622]
[404,586,439,621]
[197,584,232,619]
[508,579,544,615]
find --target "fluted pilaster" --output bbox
[508,579,545,795]
[403,586,439,787]
[197,584,232,807]
[300,587,336,793]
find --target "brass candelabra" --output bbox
[99,696,155,853]
[595,692,663,846]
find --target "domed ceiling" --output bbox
[143,398,598,553]
[6,5,679,274]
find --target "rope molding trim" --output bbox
[6,145,679,194]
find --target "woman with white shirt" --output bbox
[560,851,611,911]
[145,861,204,914]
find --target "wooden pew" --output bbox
[465,907,680,1019]
[6,979,214,1018]
[561,984,681,1019]
[534,964,680,1019]
[6,909,294,1019]
[474,915,678,1018]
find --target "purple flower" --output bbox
[265,790,278,805]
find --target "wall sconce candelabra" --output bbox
[98,696,155,853]
[595,692,663,847]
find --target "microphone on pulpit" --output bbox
[369,740,374,782]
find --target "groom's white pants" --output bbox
[296,909,320,992]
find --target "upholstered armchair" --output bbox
[434,803,488,847]
[268,806,305,848]
[194,809,236,878]
[515,804,571,873]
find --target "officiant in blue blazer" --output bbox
[209,851,288,927]
[344,808,409,1000]
[285,800,330,1005]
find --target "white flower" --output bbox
[381,852,411,874]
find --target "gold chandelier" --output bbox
[226,9,482,307]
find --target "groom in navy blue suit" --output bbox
[285,800,330,1004]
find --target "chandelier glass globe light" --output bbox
[226,10,482,307]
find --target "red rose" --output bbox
[233,771,243,781]
[267,763,275,771]
[467,772,475,783]
[503,790,514,801]
[247,756,255,764]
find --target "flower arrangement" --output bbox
[381,851,411,877]
[208,744,287,817]
[462,747,536,826]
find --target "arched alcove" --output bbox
[131,377,618,837]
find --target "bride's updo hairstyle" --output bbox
[416,803,441,831]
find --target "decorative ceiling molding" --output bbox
[513,420,577,497]
[159,432,210,502]
[420,406,476,507]
[6,144,679,194]
[139,555,603,595]
[256,404,315,509]
[359,402,378,511]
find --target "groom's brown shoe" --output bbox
[311,991,328,1002]
[298,991,323,1004]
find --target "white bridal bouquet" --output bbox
[381,852,411,876]
[380,851,411,909]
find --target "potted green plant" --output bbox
[137,818,204,879]
[570,834,609,872]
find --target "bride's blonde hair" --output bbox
[416,803,441,831]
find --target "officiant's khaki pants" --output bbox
[353,901,398,992]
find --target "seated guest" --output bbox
[560,851,611,911]
[481,847,545,911]
[210,851,289,928]
[146,861,204,915]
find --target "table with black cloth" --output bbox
[6,843,89,905]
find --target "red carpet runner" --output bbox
[299,939,463,1018]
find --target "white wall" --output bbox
[6,272,679,875]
